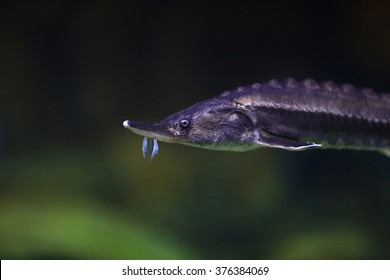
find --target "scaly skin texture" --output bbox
[123,78,390,157]
[226,79,390,149]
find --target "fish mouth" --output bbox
[123,120,177,143]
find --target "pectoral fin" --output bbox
[256,130,321,151]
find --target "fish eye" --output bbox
[179,119,190,128]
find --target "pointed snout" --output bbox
[123,120,142,131]
[123,120,131,129]
[123,119,178,143]
[123,120,158,138]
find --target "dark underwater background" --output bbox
[1,0,389,259]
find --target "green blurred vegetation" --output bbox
[1,0,390,259]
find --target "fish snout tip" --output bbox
[123,120,131,129]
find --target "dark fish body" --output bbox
[224,79,390,150]
[123,78,390,158]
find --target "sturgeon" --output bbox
[123,78,390,159]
